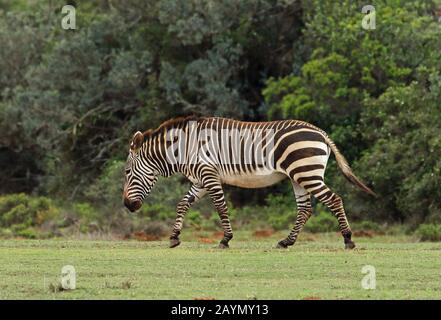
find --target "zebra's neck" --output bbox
[142,132,178,177]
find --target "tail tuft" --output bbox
[341,165,377,197]
[324,135,376,197]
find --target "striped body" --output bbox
[123,117,375,249]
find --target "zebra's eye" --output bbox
[125,168,130,175]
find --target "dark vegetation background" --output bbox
[0,0,440,240]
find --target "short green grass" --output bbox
[0,232,440,299]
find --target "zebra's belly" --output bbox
[220,171,287,188]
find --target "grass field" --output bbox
[0,231,440,299]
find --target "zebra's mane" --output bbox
[143,115,203,139]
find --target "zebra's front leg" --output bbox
[170,184,207,248]
[205,181,233,249]
[277,182,312,248]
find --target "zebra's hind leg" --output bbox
[212,193,233,249]
[304,182,355,249]
[169,184,207,248]
[277,182,312,249]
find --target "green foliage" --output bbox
[264,0,441,163]
[347,70,441,223]
[352,220,382,233]
[0,0,304,197]
[263,194,295,230]
[263,0,441,226]
[186,210,202,228]
[137,202,175,221]
[86,160,125,209]
[304,210,339,234]
[15,227,39,239]
[265,52,358,130]
[0,8,54,193]
[267,213,294,231]
[73,203,98,222]
[415,224,441,242]
[0,193,61,237]
[143,221,169,238]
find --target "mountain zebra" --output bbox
[123,116,375,249]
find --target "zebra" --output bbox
[123,116,375,249]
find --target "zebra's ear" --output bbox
[130,131,144,151]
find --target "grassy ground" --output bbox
[0,231,440,299]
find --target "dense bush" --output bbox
[0,0,303,197]
[258,194,294,231]
[343,70,441,224]
[0,193,61,238]
[304,210,339,234]
[351,220,383,233]
[415,224,441,242]
[264,0,441,225]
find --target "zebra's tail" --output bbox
[324,135,377,197]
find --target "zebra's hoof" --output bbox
[345,241,356,250]
[169,238,181,248]
[218,242,229,249]
[276,241,288,249]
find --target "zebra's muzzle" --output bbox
[124,197,142,212]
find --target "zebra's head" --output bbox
[123,131,158,212]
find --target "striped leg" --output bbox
[210,187,233,249]
[169,184,207,248]
[202,175,233,248]
[304,182,355,249]
[277,182,312,248]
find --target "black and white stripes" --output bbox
[123,116,375,249]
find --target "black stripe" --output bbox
[274,126,321,143]
[308,185,328,194]
[274,130,326,161]
[289,164,324,179]
[296,175,324,184]
[316,190,333,201]
[302,182,323,190]
[280,148,327,169]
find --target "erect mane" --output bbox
[143,115,203,139]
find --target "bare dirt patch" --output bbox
[133,231,160,241]
[253,229,275,238]
[212,231,224,238]
[353,230,375,238]
[198,237,216,244]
